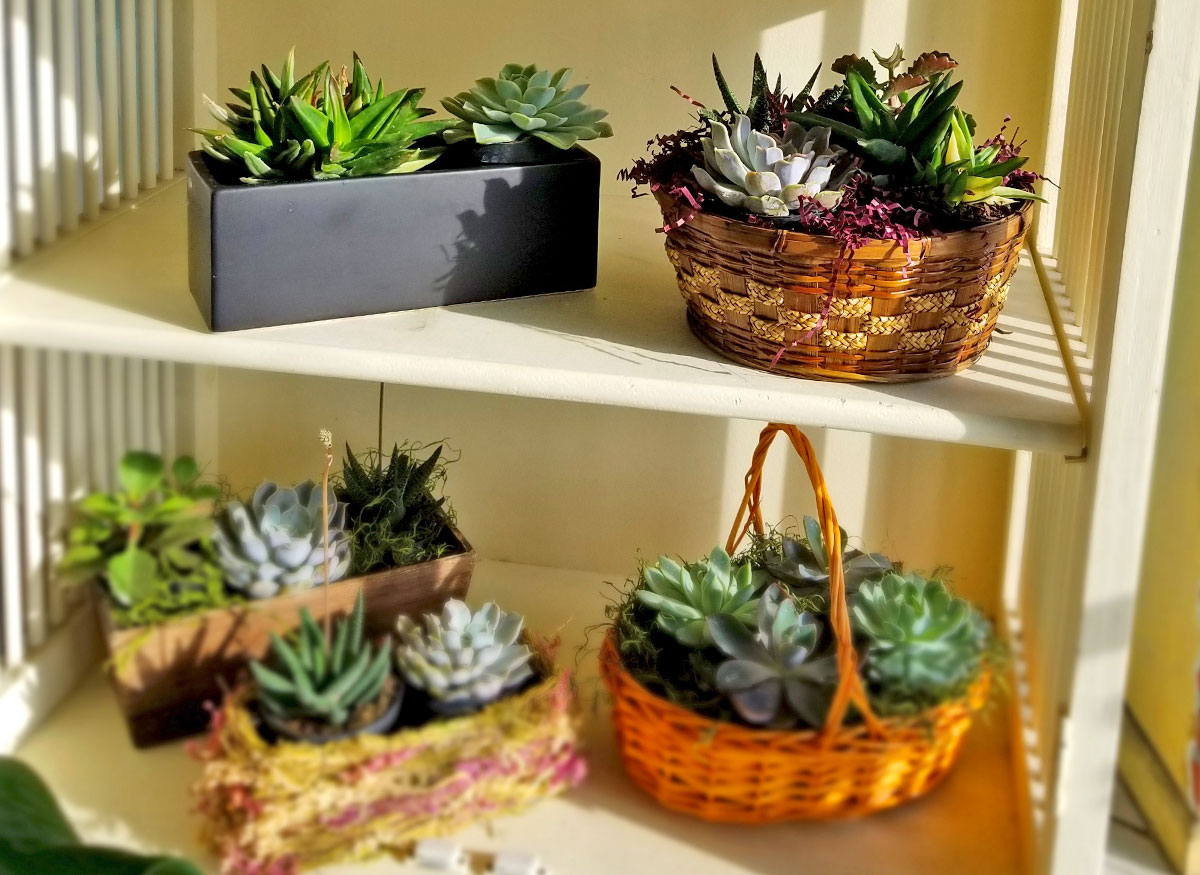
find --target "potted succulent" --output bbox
[194,598,584,874]
[188,52,609,330]
[622,49,1043,382]
[601,423,998,821]
[61,434,474,747]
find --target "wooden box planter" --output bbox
[99,525,475,748]
[192,641,585,875]
[187,144,601,331]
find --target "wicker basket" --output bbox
[655,190,1031,382]
[600,423,989,822]
[193,641,585,874]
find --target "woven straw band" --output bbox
[656,191,1030,383]
[193,644,583,874]
[601,423,988,822]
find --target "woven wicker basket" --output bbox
[655,190,1031,382]
[600,423,989,822]
[193,641,585,874]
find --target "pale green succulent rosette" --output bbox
[441,63,613,150]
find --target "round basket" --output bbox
[654,191,1031,382]
[600,423,990,822]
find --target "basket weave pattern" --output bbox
[600,424,988,822]
[656,191,1030,382]
[193,645,584,874]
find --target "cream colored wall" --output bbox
[1123,104,1200,802]
[206,0,1064,613]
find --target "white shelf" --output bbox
[0,179,1086,455]
[17,560,1025,875]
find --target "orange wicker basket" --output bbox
[600,423,989,822]
[654,190,1031,382]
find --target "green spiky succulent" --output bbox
[194,49,450,183]
[708,52,820,135]
[441,63,612,150]
[789,49,1042,206]
[851,570,990,702]
[213,480,351,600]
[337,443,453,575]
[636,547,759,648]
[708,583,838,727]
[760,516,892,596]
[250,592,393,728]
[395,600,535,715]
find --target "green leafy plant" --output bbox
[395,600,534,714]
[250,592,392,728]
[195,49,449,183]
[759,516,892,595]
[213,480,351,600]
[59,452,227,627]
[707,583,837,727]
[636,547,759,648]
[337,443,454,575]
[0,756,203,875]
[851,570,990,706]
[789,48,1042,206]
[691,114,850,216]
[441,63,612,150]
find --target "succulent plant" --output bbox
[59,452,226,625]
[790,49,1041,206]
[194,49,449,183]
[851,571,989,699]
[707,584,838,727]
[251,592,393,728]
[708,52,820,135]
[214,480,351,600]
[338,443,451,575]
[636,547,759,648]
[691,114,852,217]
[395,600,535,715]
[761,516,892,596]
[441,63,613,150]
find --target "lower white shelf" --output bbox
[18,560,1024,875]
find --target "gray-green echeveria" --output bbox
[636,547,759,648]
[395,600,535,715]
[692,114,853,217]
[441,63,613,150]
[708,583,838,727]
[214,480,351,600]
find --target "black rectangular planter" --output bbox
[187,146,601,331]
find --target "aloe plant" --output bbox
[195,49,449,183]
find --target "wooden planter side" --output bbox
[99,525,475,747]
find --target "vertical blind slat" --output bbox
[32,0,60,244]
[43,352,67,627]
[98,0,120,209]
[79,0,102,221]
[88,353,111,492]
[8,0,38,256]
[118,0,139,200]
[54,0,81,233]
[126,357,144,448]
[19,349,47,649]
[137,0,156,187]
[161,361,177,462]
[0,346,25,667]
[0,0,11,269]
[156,0,174,180]
[144,359,162,452]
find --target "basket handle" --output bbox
[724,423,885,741]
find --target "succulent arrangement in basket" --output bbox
[195,49,450,183]
[612,524,994,727]
[59,452,230,627]
[624,47,1042,233]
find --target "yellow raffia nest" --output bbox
[191,641,584,875]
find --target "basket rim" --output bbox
[600,625,983,743]
[652,187,1033,251]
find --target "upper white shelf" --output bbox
[0,178,1087,455]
